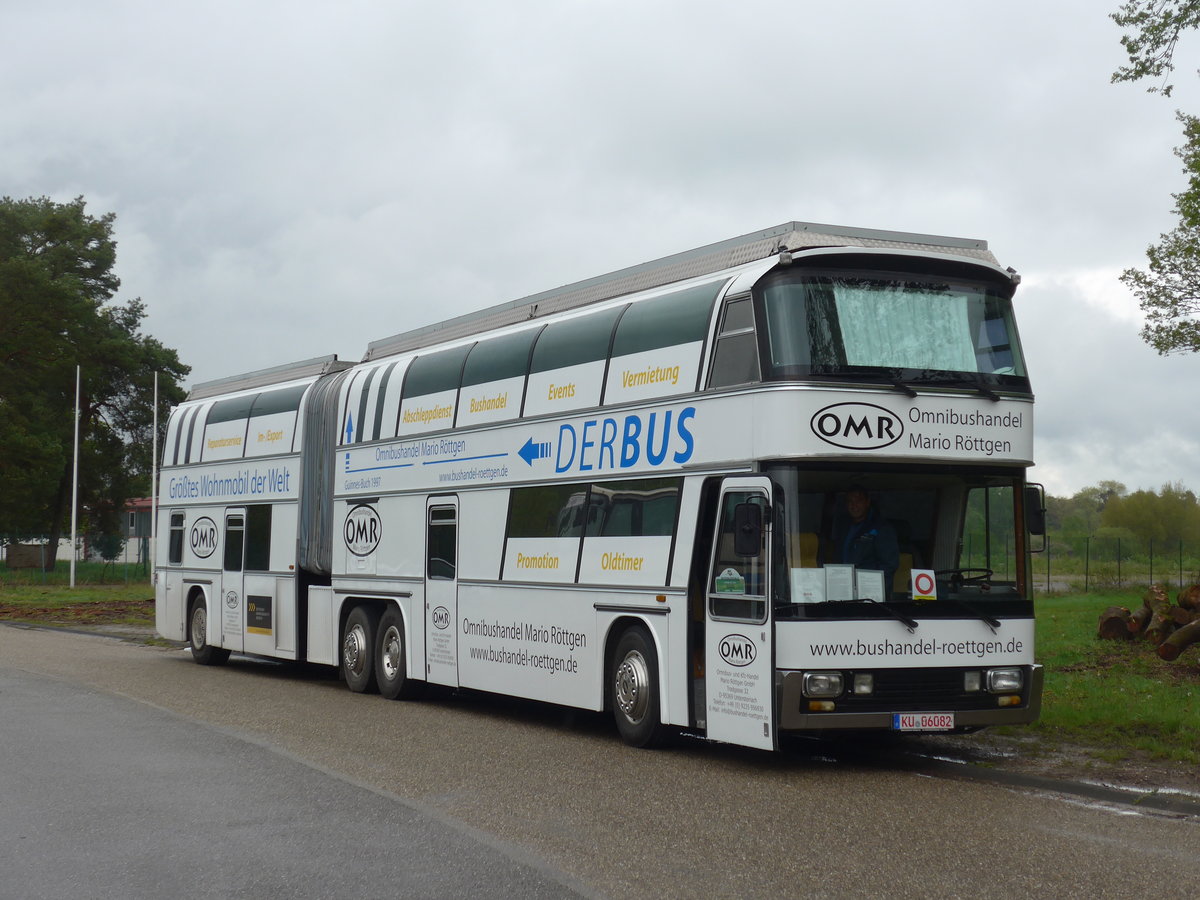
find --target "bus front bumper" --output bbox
[776,664,1044,732]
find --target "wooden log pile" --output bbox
[1097,584,1200,661]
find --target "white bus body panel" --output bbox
[307,586,337,666]
[338,389,1031,500]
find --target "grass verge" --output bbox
[1028,590,1200,765]
[0,580,154,628]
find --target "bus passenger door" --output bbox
[221,508,245,653]
[704,477,776,750]
[424,498,459,687]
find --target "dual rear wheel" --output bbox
[340,605,422,700]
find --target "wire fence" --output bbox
[1,535,151,584]
[1030,535,1200,593]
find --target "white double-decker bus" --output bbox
[156,222,1044,751]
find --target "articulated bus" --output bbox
[156,221,1045,751]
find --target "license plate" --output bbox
[892,712,955,732]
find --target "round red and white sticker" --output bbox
[912,569,937,601]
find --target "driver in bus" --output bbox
[838,487,900,596]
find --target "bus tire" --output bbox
[376,606,423,701]
[341,606,379,694]
[188,597,230,666]
[611,626,670,748]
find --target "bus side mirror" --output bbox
[1024,484,1046,541]
[733,502,763,556]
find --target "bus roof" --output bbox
[365,221,1001,360]
[188,354,352,400]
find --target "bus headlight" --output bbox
[802,672,844,698]
[986,668,1023,693]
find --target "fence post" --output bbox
[1085,536,1090,593]
[1180,539,1185,589]
[1118,538,1122,588]
[1150,539,1154,587]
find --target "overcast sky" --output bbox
[4,0,1199,498]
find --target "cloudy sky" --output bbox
[4,0,1199,498]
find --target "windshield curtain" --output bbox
[759,269,1027,386]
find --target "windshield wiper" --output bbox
[940,596,1002,633]
[887,379,918,398]
[849,597,919,633]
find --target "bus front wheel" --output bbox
[611,626,669,748]
[341,606,379,694]
[188,597,230,666]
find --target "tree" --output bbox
[1112,0,1200,97]
[1102,481,1200,546]
[0,196,189,563]
[1112,1,1200,353]
[1046,481,1127,556]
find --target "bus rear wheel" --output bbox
[611,626,670,748]
[341,606,379,694]
[375,606,423,701]
[188,598,230,666]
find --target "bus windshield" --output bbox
[766,466,1032,620]
[758,267,1027,390]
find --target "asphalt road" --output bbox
[2,625,1197,899]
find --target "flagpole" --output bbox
[70,365,80,588]
[151,371,158,582]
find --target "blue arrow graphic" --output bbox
[518,437,552,466]
[345,412,355,444]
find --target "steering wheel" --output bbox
[936,567,993,590]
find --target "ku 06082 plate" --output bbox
[892,712,955,732]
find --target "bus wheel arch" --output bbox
[375,603,424,701]
[607,620,671,748]
[187,588,230,666]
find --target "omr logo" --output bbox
[810,402,904,450]
[719,634,757,667]
[431,606,451,629]
[190,517,218,558]
[344,504,382,556]
[225,590,238,609]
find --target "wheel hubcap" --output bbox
[615,650,649,724]
[343,623,367,676]
[191,606,207,650]
[381,625,402,680]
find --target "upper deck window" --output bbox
[530,306,624,374]
[757,264,1028,391]
[461,329,539,387]
[207,394,256,424]
[610,282,721,358]
[249,384,307,417]
[403,344,473,398]
[709,296,760,388]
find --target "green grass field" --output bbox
[1030,590,1200,764]
[0,562,154,627]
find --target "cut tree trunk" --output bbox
[1097,606,1134,640]
[1170,606,1200,627]
[1143,584,1176,646]
[1178,585,1200,611]
[1156,618,1200,661]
